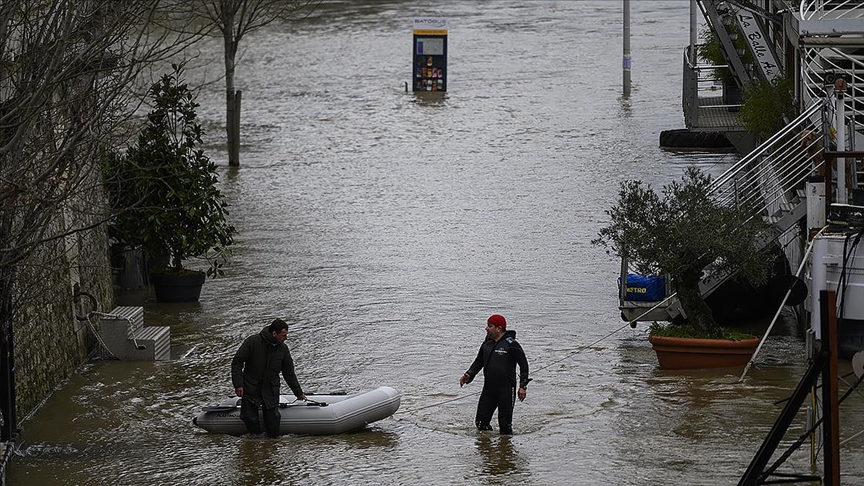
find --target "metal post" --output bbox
[835,78,847,204]
[690,0,697,64]
[623,0,631,98]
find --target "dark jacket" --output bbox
[465,330,530,389]
[231,327,304,409]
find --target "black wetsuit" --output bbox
[464,330,530,434]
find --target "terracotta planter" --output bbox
[150,270,206,303]
[648,334,759,370]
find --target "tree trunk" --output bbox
[674,272,721,337]
[223,10,239,167]
[231,90,241,165]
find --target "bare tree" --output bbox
[184,0,318,167]
[0,0,202,441]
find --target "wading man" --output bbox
[459,314,530,434]
[232,318,306,437]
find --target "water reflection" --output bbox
[232,438,285,485]
[410,92,448,107]
[298,428,400,450]
[475,434,529,479]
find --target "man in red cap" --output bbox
[459,314,530,434]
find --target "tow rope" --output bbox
[399,321,634,415]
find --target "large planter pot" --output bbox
[648,334,759,370]
[150,270,206,303]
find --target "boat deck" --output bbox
[690,95,747,132]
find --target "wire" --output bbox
[84,313,119,361]
[398,321,634,415]
[531,322,635,376]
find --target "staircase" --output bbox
[682,0,784,153]
[100,306,171,361]
[698,0,783,87]
[625,0,864,323]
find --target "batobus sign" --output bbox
[412,18,448,92]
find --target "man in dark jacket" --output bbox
[459,314,530,435]
[232,319,306,437]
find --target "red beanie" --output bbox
[487,314,507,329]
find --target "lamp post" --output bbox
[623,0,631,98]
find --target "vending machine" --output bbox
[412,18,448,92]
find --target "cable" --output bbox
[399,321,634,415]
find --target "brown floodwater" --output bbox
[8,1,864,484]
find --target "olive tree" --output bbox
[592,167,775,337]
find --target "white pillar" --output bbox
[810,237,827,340]
[807,180,826,236]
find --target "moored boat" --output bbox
[193,386,401,435]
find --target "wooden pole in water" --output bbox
[820,290,840,485]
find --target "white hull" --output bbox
[193,386,401,435]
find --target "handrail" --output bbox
[710,101,824,193]
[800,0,864,21]
[621,100,826,314]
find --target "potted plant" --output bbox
[103,64,235,302]
[593,167,774,369]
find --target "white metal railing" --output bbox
[710,101,826,219]
[620,101,827,317]
[800,0,864,21]
[682,46,745,129]
[801,47,863,148]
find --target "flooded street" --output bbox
[8,1,864,484]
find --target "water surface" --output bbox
[9,1,864,485]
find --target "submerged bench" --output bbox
[100,306,170,361]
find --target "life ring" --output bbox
[73,291,97,321]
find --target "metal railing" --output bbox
[620,101,827,320]
[682,46,746,130]
[799,0,864,21]
[801,47,863,151]
[710,101,826,218]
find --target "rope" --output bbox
[398,321,635,415]
[71,291,121,360]
[84,313,119,361]
[89,311,144,353]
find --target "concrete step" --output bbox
[106,306,144,334]
[100,306,171,361]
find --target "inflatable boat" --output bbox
[193,386,401,435]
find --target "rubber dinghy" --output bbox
[193,386,401,435]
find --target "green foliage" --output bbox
[739,77,797,140]
[648,322,754,341]
[103,64,235,277]
[696,27,752,83]
[593,167,774,337]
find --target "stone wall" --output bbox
[12,188,114,424]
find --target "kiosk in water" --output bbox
[412,18,448,92]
